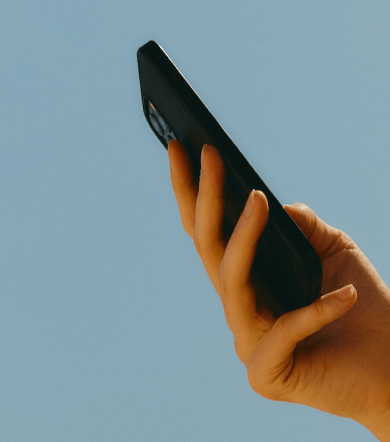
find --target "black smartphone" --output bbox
[137,40,323,317]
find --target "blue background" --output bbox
[1,1,389,440]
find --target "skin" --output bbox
[168,140,390,440]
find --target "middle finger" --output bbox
[193,144,227,294]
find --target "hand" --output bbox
[168,140,390,441]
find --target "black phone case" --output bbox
[137,40,323,317]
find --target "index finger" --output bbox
[168,140,198,237]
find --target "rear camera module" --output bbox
[144,99,177,146]
[149,114,163,136]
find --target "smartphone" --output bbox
[137,40,323,317]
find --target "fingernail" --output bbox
[334,284,356,301]
[244,190,255,217]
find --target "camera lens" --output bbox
[149,114,163,137]
[156,114,170,132]
[144,97,177,145]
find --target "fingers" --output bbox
[284,203,356,260]
[168,140,198,237]
[218,191,271,361]
[220,191,268,293]
[247,284,357,399]
[168,141,227,291]
[193,144,227,287]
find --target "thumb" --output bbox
[284,203,356,259]
[247,285,357,397]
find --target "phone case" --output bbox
[137,40,323,317]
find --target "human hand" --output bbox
[168,140,390,441]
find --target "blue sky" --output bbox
[1,1,389,441]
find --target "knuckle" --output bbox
[233,339,242,360]
[182,221,194,238]
[233,338,247,364]
[273,315,291,343]
[179,212,195,238]
[247,365,279,400]
[247,368,260,395]
[217,266,232,300]
[217,265,242,297]
[193,234,203,255]
[312,297,325,318]
[217,270,228,297]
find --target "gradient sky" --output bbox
[1,1,389,441]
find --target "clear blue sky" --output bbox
[1,1,389,441]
